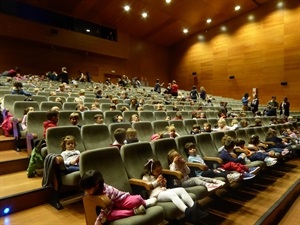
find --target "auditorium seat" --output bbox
[152,120,169,134]
[138,111,154,122]
[183,119,197,134]
[82,111,103,125]
[132,121,154,142]
[104,110,122,125]
[81,124,112,150]
[62,102,78,110]
[153,111,167,120]
[108,122,132,140]
[40,101,62,111]
[58,110,84,126]
[168,120,188,136]
[80,147,165,225]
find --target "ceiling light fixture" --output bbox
[165,0,172,3]
[124,5,130,11]
[277,2,284,8]
[235,5,241,11]
[142,12,148,18]
[221,26,227,32]
[206,18,212,23]
[248,15,255,21]
[183,28,189,34]
[86,29,90,32]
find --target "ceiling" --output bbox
[16,0,273,47]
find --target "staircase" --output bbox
[0,130,51,216]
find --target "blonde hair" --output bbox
[167,149,180,164]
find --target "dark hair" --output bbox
[79,170,104,193]
[113,128,126,143]
[235,138,245,146]
[143,158,161,175]
[184,142,196,156]
[249,134,260,145]
[46,110,59,120]
[224,137,235,150]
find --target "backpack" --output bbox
[27,139,46,178]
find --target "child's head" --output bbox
[93,114,104,124]
[217,118,226,128]
[249,134,260,145]
[224,137,235,151]
[203,122,211,132]
[69,112,80,125]
[143,158,162,177]
[192,124,201,133]
[221,135,230,145]
[165,115,171,121]
[91,103,100,110]
[60,135,77,151]
[113,128,126,143]
[24,106,35,115]
[235,138,246,147]
[184,142,197,157]
[240,119,249,128]
[113,114,123,123]
[167,149,181,164]
[79,170,104,195]
[167,124,176,135]
[130,114,140,123]
[126,128,137,141]
[46,110,59,123]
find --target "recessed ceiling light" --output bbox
[86,29,90,32]
[183,28,189,34]
[142,12,148,18]
[124,5,130,11]
[198,35,205,41]
[221,26,227,32]
[248,15,255,21]
[206,19,212,24]
[166,0,172,3]
[235,5,241,11]
[277,2,284,8]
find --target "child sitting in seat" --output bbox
[234,137,277,166]
[43,110,59,138]
[190,124,201,135]
[124,128,139,144]
[166,124,180,138]
[142,159,208,224]
[59,135,81,173]
[219,136,260,180]
[168,149,225,192]
[201,122,212,133]
[184,142,241,184]
[110,128,126,150]
[80,170,157,225]
[20,106,35,131]
[69,112,81,128]
[94,114,104,125]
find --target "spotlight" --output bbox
[206,19,212,23]
[235,5,241,11]
[124,5,130,11]
[3,207,10,214]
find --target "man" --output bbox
[171,80,178,97]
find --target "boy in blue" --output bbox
[185,142,241,184]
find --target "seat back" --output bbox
[196,118,208,128]
[81,124,112,150]
[152,120,169,134]
[235,129,250,144]
[224,130,237,139]
[63,102,78,110]
[153,111,166,120]
[210,131,226,150]
[194,133,218,157]
[82,111,104,125]
[175,135,197,160]
[48,96,66,103]
[132,121,154,142]
[58,110,84,126]
[151,138,178,169]
[104,110,122,125]
[13,101,39,119]
[183,119,197,134]
[46,126,84,154]
[27,111,48,140]
[100,103,111,111]
[168,120,187,136]
[40,101,62,111]
[109,122,132,140]
[3,94,25,113]
[138,111,154,122]
[143,104,155,111]
[123,110,138,122]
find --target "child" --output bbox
[219,136,259,180]
[69,112,81,128]
[235,137,277,166]
[1,110,14,137]
[60,135,81,173]
[190,124,201,135]
[202,122,212,133]
[166,124,180,138]
[112,114,123,123]
[185,142,241,184]
[110,128,126,150]
[142,159,208,223]
[130,114,140,124]
[124,128,139,144]
[94,114,104,125]
[43,110,59,138]
[80,170,157,225]
[168,149,225,192]
[20,106,35,131]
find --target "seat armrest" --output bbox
[162,169,183,179]
[129,178,152,191]
[83,194,112,209]
[203,156,223,164]
[186,162,207,170]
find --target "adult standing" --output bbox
[170,80,178,97]
[154,79,164,94]
[267,96,279,116]
[250,94,259,114]
[279,97,290,118]
[59,67,69,84]
[199,86,207,101]
[242,93,250,111]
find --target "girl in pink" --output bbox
[80,170,157,225]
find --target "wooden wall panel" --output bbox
[170,0,300,110]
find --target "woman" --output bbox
[279,97,290,118]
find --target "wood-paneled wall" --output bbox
[0,15,169,86]
[170,0,300,110]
